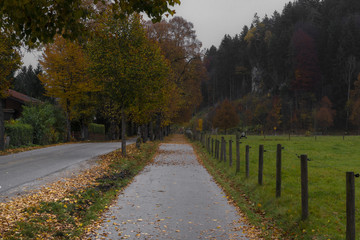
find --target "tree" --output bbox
[266,96,282,130]
[87,12,172,154]
[315,96,335,131]
[39,35,99,141]
[146,16,205,123]
[350,74,360,130]
[292,28,320,92]
[212,99,239,133]
[13,65,46,100]
[0,33,21,150]
[0,0,180,46]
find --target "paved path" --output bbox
[0,140,135,198]
[93,143,249,239]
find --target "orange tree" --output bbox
[212,99,240,134]
[39,35,99,141]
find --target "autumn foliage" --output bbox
[39,35,99,141]
[316,96,336,131]
[212,99,239,132]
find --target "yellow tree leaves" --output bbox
[39,35,99,140]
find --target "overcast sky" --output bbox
[22,0,292,66]
[169,0,292,50]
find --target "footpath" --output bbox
[92,135,250,239]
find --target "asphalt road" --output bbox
[92,143,249,239]
[0,140,135,198]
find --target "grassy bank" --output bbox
[193,135,360,239]
[1,141,158,240]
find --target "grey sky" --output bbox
[22,0,292,66]
[170,0,292,50]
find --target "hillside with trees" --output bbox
[200,0,360,134]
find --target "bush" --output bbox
[5,122,33,147]
[89,123,105,135]
[20,103,66,145]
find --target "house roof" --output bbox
[8,89,41,104]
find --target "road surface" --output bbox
[0,140,134,199]
[92,143,249,239]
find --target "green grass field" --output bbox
[197,134,360,239]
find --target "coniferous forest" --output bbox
[200,0,360,134]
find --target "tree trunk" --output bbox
[80,122,89,141]
[143,124,148,143]
[160,127,163,140]
[66,114,71,142]
[155,114,161,140]
[0,100,5,151]
[149,122,154,141]
[65,101,71,142]
[121,109,126,156]
[109,120,116,140]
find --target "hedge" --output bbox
[5,122,33,147]
[89,123,105,135]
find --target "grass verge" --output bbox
[191,135,360,240]
[1,141,158,240]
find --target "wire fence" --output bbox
[190,132,358,240]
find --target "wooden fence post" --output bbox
[236,140,240,174]
[205,136,208,151]
[223,139,227,163]
[220,137,224,162]
[208,137,211,152]
[246,145,250,178]
[346,172,356,240]
[258,145,264,185]
[301,154,309,220]
[216,140,219,159]
[208,137,210,152]
[229,139,233,167]
[211,138,214,156]
[276,144,282,198]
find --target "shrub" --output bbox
[89,123,105,135]
[20,103,66,145]
[5,122,33,147]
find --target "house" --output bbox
[2,89,41,120]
